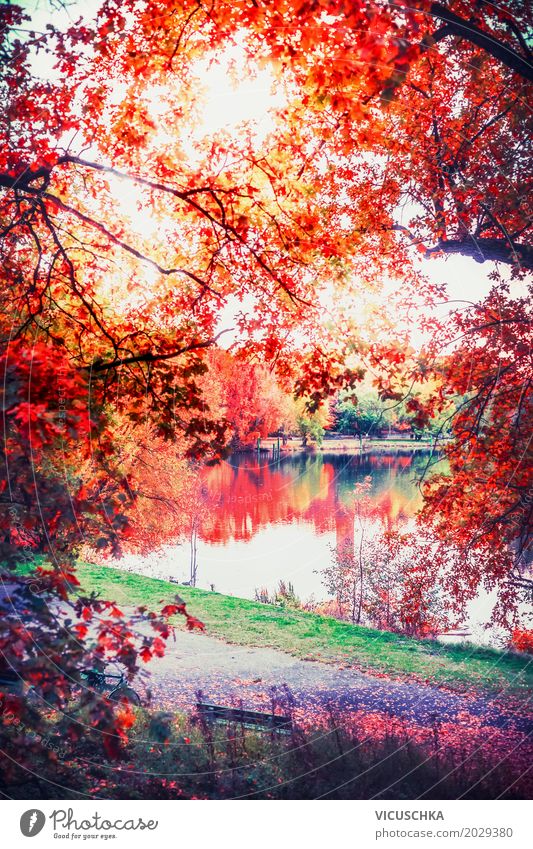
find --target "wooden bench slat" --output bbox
[196,702,292,731]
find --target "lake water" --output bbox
[117,449,515,644]
[121,450,432,600]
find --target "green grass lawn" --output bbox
[72,561,532,698]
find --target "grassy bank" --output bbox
[74,561,532,697]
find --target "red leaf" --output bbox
[186,615,205,632]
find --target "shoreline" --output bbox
[237,437,442,456]
[70,561,532,700]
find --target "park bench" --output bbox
[196,701,292,733]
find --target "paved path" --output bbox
[135,631,532,733]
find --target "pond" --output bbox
[116,449,518,645]
[121,450,434,601]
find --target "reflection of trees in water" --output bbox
[199,452,432,545]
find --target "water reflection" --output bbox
[126,451,433,599]
[201,452,426,544]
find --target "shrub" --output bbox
[510,629,533,655]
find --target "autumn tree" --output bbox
[0,0,531,791]
[294,397,332,447]
[213,0,532,271]
[419,287,532,625]
[323,486,448,636]
[0,340,204,789]
[203,349,294,447]
[334,391,391,442]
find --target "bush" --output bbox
[254,580,303,609]
[510,629,533,654]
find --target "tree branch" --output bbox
[425,236,533,269]
[89,328,233,373]
[428,3,533,82]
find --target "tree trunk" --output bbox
[356,523,364,625]
[426,237,533,270]
[190,518,199,587]
[429,3,533,83]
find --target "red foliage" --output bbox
[0,0,530,788]
[510,630,533,655]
